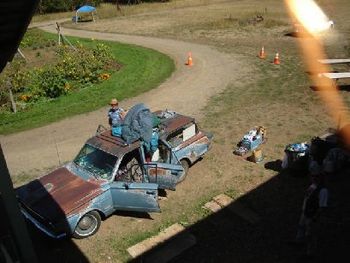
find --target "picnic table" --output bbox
[318,59,350,65]
[320,72,350,80]
[317,58,350,82]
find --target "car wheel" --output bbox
[73,211,101,239]
[178,159,190,183]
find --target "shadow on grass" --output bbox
[310,84,350,92]
[284,32,299,38]
[114,210,153,220]
[264,159,282,172]
[306,70,339,75]
[26,224,89,263]
[338,84,350,92]
[129,165,350,263]
[284,32,312,38]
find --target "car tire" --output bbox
[73,211,101,239]
[178,159,190,183]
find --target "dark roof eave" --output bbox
[0,0,40,72]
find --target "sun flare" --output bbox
[288,0,333,36]
[285,0,350,147]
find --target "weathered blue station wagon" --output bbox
[16,110,212,239]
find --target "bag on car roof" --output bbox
[122,103,153,146]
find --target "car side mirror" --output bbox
[123,183,129,190]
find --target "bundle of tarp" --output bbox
[121,103,158,152]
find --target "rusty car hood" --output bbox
[16,167,102,222]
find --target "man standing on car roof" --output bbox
[108,98,126,136]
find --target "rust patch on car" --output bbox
[87,131,141,157]
[17,167,103,221]
[149,168,167,176]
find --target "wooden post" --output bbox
[17,48,26,60]
[56,22,61,45]
[7,80,16,113]
[56,22,77,51]
[115,0,124,15]
[61,34,77,51]
[116,0,121,11]
[0,144,38,263]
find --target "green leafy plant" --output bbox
[1,39,118,111]
[55,43,114,85]
[35,67,67,98]
[0,57,30,110]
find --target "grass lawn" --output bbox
[0,32,174,134]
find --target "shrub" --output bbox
[0,89,9,109]
[0,58,29,108]
[6,59,29,93]
[32,67,67,98]
[55,43,114,85]
[1,39,118,111]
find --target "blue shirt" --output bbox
[108,107,124,126]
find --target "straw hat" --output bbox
[110,98,118,105]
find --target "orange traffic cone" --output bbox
[186,52,193,66]
[258,46,266,59]
[273,52,280,65]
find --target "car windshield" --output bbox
[74,144,117,180]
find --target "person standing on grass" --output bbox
[108,98,126,136]
[293,172,329,259]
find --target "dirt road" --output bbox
[1,23,244,177]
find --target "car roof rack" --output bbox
[96,124,108,135]
[98,132,129,147]
[95,124,128,147]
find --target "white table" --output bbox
[318,59,350,65]
[320,72,350,79]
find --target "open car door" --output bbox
[141,141,185,190]
[143,162,184,190]
[110,182,160,212]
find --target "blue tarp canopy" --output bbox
[74,5,96,23]
[77,5,96,13]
